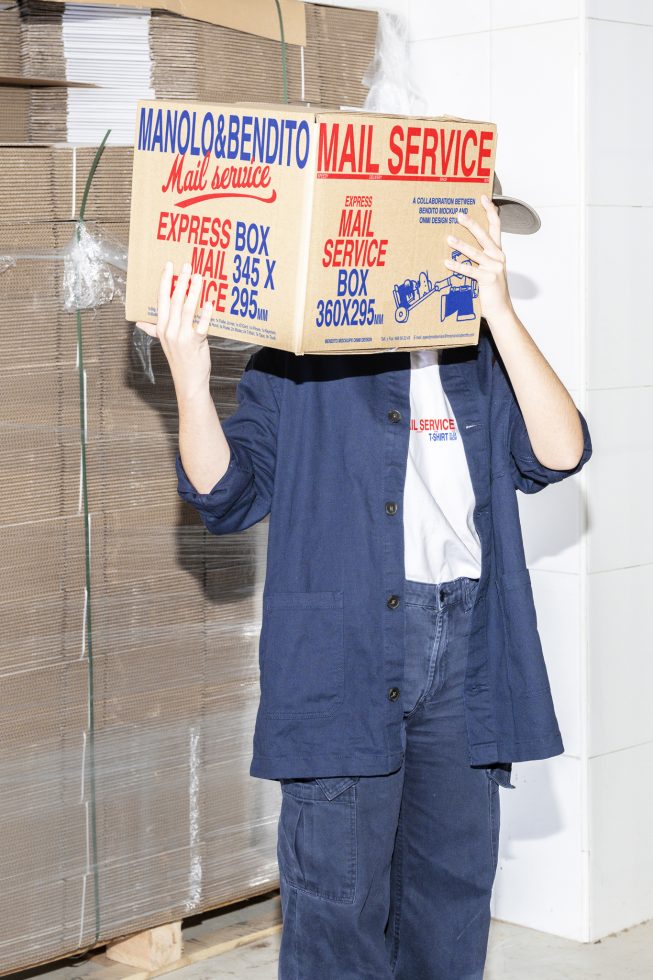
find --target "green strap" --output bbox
[273,0,289,104]
[75,128,111,944]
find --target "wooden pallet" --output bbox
[20,891,282,979]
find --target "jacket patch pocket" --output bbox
[259,591,345,719]
[277,776,358,903]
[496,569,553,699]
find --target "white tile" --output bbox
[406,0,490,42]
[529,570,582,758]
[490,20,580,207]
[589,565,653,756]
[586,387,653,572]
[518,465,586,576]
[491,0,580,30]
[588,20,653,206]
[408,33,491,119]
[492,753,584,939]
[589,0,653,25]
[589,742,653,938]
[501,206,581,393]
[588,206,653,390]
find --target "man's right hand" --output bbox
[135,261,215,403]
[136,261,231,494]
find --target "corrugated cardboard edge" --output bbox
[49,0,307,45]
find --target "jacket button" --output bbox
[388,687,400,701]
[385,501,398,516]
[387,594,400,609]
[387,409,401,423]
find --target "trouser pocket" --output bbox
[277,776,360,904]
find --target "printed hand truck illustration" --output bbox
[392,252,479,324]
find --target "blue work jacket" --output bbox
[175,320,593,781]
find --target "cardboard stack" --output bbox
[305,1,379,108]
[0,1,380,972]
[5,1,378,145]
[0,142,279,972]
[0,3,101,144]
[13,0,69,141]
[149,2,377,108]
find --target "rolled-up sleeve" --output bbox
[509,395,593,495]
[175,346,283,534]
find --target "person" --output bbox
[136,187,593,980]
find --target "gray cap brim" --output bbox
[493,194,541,234]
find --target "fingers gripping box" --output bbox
[125,100,497,354]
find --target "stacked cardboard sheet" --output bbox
[62,2,154,144]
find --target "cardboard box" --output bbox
[126,100,496,354]
[125,100,497,355]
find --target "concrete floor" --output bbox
[164,904,653,980]
[14,894,653,979]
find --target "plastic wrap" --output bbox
[0,215,260,383]
[0,219,127,311]
[362,9,426,116]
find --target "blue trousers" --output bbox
[276,575,515,980]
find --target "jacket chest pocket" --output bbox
[258,591,345,719]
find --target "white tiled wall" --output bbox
[394,0,651,945]
[491,754,585,939]
[585,5,653,942]
[589,742,653,937]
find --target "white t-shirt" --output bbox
[403,349,482,584]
